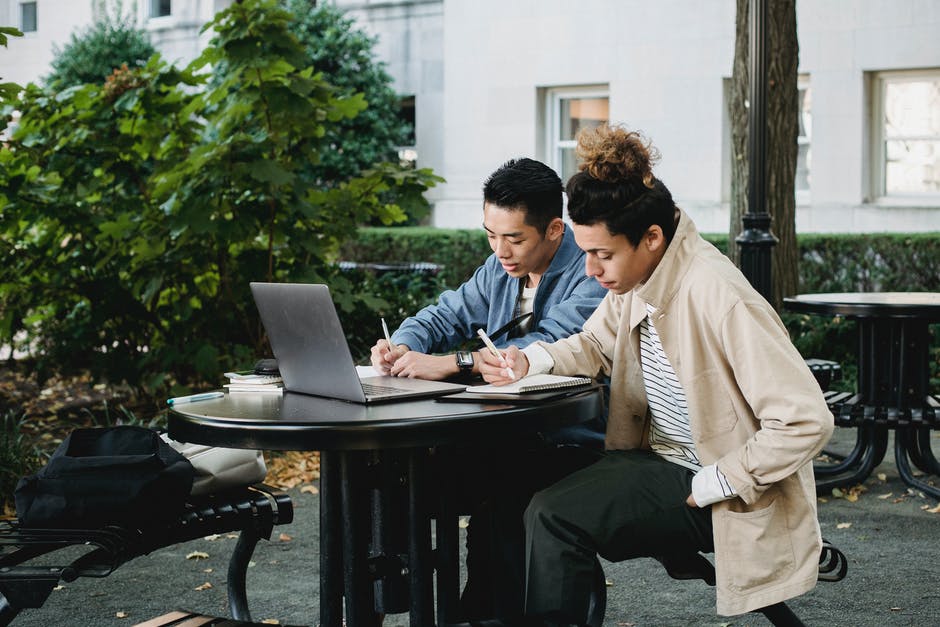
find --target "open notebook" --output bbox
[468,374,592,395]
[435,374,594,403]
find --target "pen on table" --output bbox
[476,328,516,380]
[167,391,225,406]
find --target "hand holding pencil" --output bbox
[476,328,528,384]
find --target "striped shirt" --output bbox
[641,304,736,504]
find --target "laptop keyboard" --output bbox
[361,382,411,396]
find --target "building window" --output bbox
[795,75,812,203]
[545,87,609,184]
[397,95,417,168]
[150,0,171,18]
[20,2,37,32]
[872,69,940,199]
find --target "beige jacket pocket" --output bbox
[715,498,795,592]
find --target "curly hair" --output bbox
[567,124,676,246]
[576,124,661,188]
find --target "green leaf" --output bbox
[249,160,295,185]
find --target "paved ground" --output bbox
[14,431,940,626]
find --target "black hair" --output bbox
[482,157,563,234]
[566,125,677,247]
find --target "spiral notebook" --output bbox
[467,374,592,395]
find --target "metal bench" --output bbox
[0,483,292,627]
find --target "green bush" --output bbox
[0,0,440,393]
[340,227,493,287]
[0,410,41,511]
[45,10,156,88]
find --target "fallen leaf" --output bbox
[877,473,887,482]
[831,488,844,498]
[187,551,210,560]
[278,532,292,542]
[195,582,213,591]
[836,522,852,529]
[817,497,828,504]
[203,568,214,573]
[301,484,319,495]
[53,585,63,591]
[926,503,940,514]
[845,493,858,503]
[878,493,893,499]
[261,620,280,625]
[890,607,902,611]
[116,611,128,618]
[605,579,613,587]
[458,517,469,529]
[204,534,221,541]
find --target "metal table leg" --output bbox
[407,449,434,626]
[340,451,379,626]
[814,426,888,493]
[895,429,940,499]
[320,451,344,627]
[434,447,461,625]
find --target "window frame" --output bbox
[20,1,38,33]
[544,85,609,184]
[149,0,171,19]
[869,68,940,203]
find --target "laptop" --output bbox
[249,282,467,403]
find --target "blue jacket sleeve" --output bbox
[390,263,493,354]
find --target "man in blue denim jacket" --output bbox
[371,158,605,390]
[369,158,607,619]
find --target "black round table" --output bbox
[168,388,602,627]
[784,292,940,498]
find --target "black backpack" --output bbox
[14,426,195,529]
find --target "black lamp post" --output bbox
[736,0,777,302]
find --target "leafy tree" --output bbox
[0,0,440,391]
[45,2,156,89]
[286,0,409,180]
[285,0,430,224]
[0,26,23,102]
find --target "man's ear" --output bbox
[645,225,666,252]
[546,217,566,241]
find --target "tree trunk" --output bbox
[729,0,800,308]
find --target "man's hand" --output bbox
[389,351,455,380]
[686,494,698,507]
[478,345,529,384]
[370,339,408,375]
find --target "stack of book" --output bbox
[223,371,284,394]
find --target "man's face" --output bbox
[483,203,561,282]
[572,222,665,294]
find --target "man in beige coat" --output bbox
[479,125,834,626]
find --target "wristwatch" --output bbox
[455,350,474,374]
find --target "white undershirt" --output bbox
[516,285,537,336]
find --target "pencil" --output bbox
[381,317,392,347]
[476,328,516,380]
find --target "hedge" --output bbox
[339,228,940,390]
[341,229,940,294]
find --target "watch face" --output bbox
[456,351,473,369]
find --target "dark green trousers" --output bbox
[523,449,714,623]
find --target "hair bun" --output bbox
[576,124,660,187]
